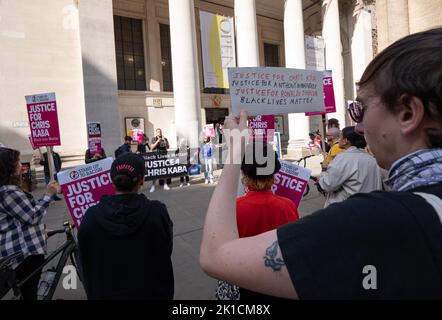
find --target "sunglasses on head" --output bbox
[348,101,364,123]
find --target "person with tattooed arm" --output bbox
[200,28,442,299]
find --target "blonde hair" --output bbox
[242,174,275,191]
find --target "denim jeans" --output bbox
[204,158,213,180]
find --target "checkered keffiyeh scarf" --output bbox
[385,149,442,191]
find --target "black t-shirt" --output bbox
[277,182,442,299]
[151,136,169,151]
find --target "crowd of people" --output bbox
[0,27,441,300]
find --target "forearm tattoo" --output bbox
[263,241,285,272]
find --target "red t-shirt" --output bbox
[236,190,299,238]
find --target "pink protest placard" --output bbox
[305,70,336,116]
[203,124,215,138]
[25,92,61,147]
[272,160,311,207]
[88,122,102,157]
[57,158,116,228]
[248,115,275,142]
[131,129,144,143]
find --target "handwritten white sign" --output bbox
[228,67,325,116]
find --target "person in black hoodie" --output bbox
[78,153,174,300]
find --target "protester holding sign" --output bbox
[215,141,298,301]
[150,128,171,192]
[0,147,60,300]
[136,134,150,154]
[202,26,442,301]
[201,137,215,184]
[78,153,174,299]
[85,148,107,164]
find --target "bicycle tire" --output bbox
[43,241,76,300]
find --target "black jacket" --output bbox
[78,193,174,300]
[114,143,132,158]
[39,152,62,176]
[137,143,150,154]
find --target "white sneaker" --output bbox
[205,179,209,184]
[179,183,183,188]
[163,184,170,190]
[149,185,155,193]
[210,179,214,184]
[187,183,191,187]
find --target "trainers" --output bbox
[163,184,170,190]
[149,185,155,193]
[187,183,191,187]
[210,179,214,184]
[179,183,184,188]
[205,179,209,184]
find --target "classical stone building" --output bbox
[0,0,441,162]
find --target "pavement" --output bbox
[28,155,326,300]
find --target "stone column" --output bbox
[387,0,409,44]
[168,0,201,148]
[322,0,346,127]
[234,0,260,195]
[351,6,373,97]
[79,0,122,154]
[146,0,161,92]
[234,0,260,67]
[284,0,310,158]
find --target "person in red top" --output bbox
[237,141,299,300]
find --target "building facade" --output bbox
[1,0,441,161]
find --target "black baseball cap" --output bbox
[241,141,281,178]
[111,153,145,181]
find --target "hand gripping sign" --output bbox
[272,160,312,207]
[25,92,61,147]
[57,158,116,228]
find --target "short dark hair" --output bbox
[124,136,133,142]
[112,175,139,192]
[0,148,21,187]
[327,118,340,128]
[342,126,367,149]
[111,153,145,192]
[358,27,442,147]
[241,141,281,178]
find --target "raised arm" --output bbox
[199,111,298,299]
[2,185,58,226]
